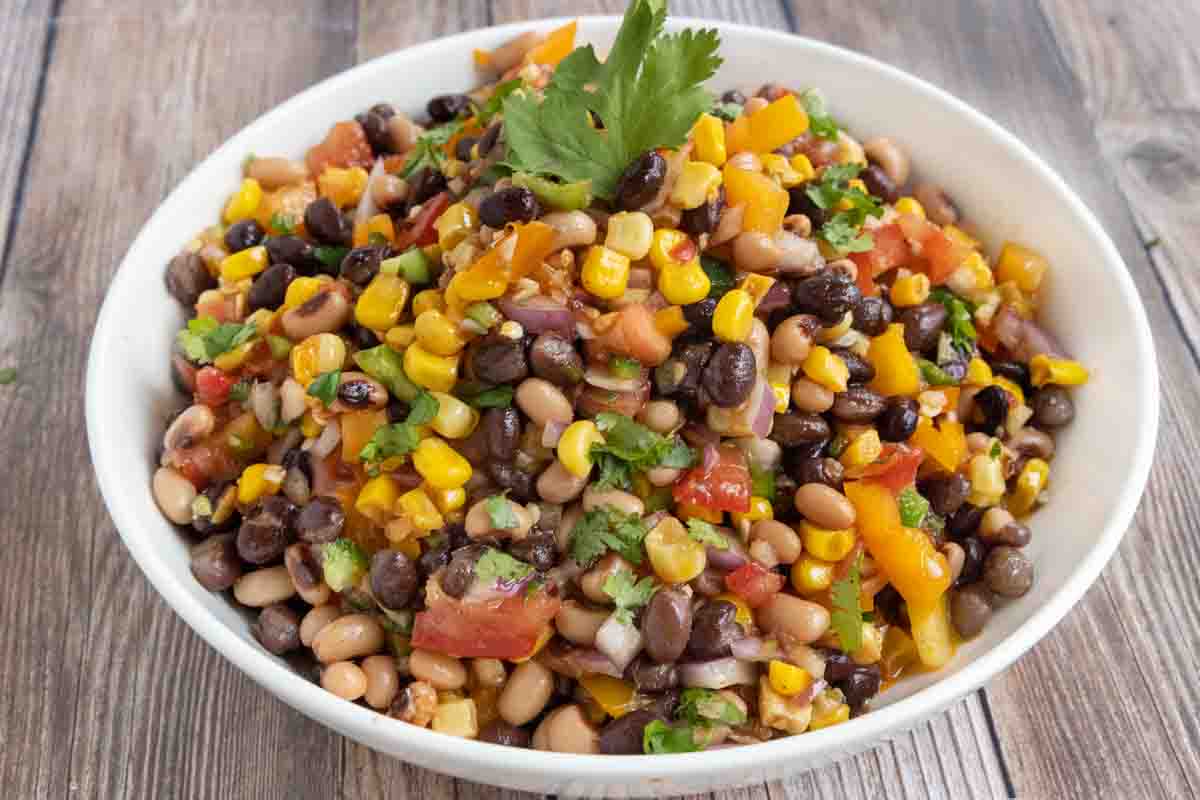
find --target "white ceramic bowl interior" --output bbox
[86,16,1157,797]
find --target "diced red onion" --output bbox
[595,614,644,672]
[795,678,827,707]
[584,365,642,393]
[750,378,776,438]
[679,658,759,689]
[308,419,341,459]
[354,158,386,225]
[701,443,720,473]
[993,305,1067,363]
[706,531,750,571]
[497,295,575,337]
[730,637,782,662]
[775,231,823,276]
[250,380,279,432]
[542,420,566,448]
[266,426,303,465]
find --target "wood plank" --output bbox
[779,1,1200,797]
[0,2,357,798]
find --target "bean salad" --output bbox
[153,0,1089,754]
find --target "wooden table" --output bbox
[1,1,1195,797]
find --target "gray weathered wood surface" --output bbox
[0,1,1194,797]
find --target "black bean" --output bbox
[336,378,375,408]
[974,385,1011,434]
[770,472,801,520]
[266,235,325,276]
[295,496,345,544]
[427,93,470,123]
[528,333,583,386]
[682,298,717,337]
[467,333,528,385]
[919,473,970,516]
[721,89,746,105]
[702,342,757,408]
[418,535,452,582]
[599,709,663,755]
[950,584,993,639]
[508,531,558,571]
[614,151,667,211]
[281,448,313,483]
[788,456,843,491]
[787,186,828,228]
[872,585,908,627]
[190,533,242,591]
[860,163,899,204]
[680,187,725,236]
[628,657,679,692]
[981,516,1031,548]
[253,604,301,655]
[852,295,893,337]
[408,166,448,205]
[686,600,742,660]
[897,302,947,353]
[983,546,1033,597]
[224,219,266,253]
[956,536,987,586]
[841,665,881,712]
[831,385,886,423]
[792,271,861,325]
[346,322,379,350]
[304,197,352,245]
[488,461,536,503]
[237,496,296,565]
[478,187,540,228]
[823,651,857,683]
[477,720,531,748]
[370,550,419,609]
[356,109,394,155]
[655,340,713,400]
[247,263,296,312]
[1032,386,1075,428]
[772,412,831,447]
[483,407,521,462]
[454,135,478,162]
[990,360,1031,390]
[946,503,985,539]
[642,588,693,664]
[477,123,502,158]
[876,397,919,442]
[830,347,875,385]
[165,252,216,308]
[441,544,485,598]
[339,246,385,287]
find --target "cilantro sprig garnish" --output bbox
[806,163,883,254]
[930,287,977,356]
[400,119,465,178]
[591,412,694,491]
[570,506,649,567]
[475,547,535,586]
[799,88,839,141]
[486,494,520,530]
[502,0,722,201]
[359,390,439,465]
[177,316,258,364]
[472,78,523,126]
[603,569,657,625]
[677,688,748,727]
[830,556,864,653]
[686,518,728,549]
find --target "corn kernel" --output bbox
[801,345,849,393]
[741,274,777,307]
[385,325,415,350]
[648,229,692,271]
[789,153,816,182]
[769,660,813,697]
[223,178,263,224]
[431,697,478,738]
[713,289,755,342]
[890,273,931,307]
[429,485,467,514]
[218,245,269,281]
[996,242,1048,293]
[645,517,707,583]
[236,463,285,505]
[425,392,478,440]
[213,340,258,372]
[397,486,444,531]
[943,224,981,251]
[413,437,472,490]
[604,211,654,260]
[448,268,506,303]
[759,677,813,734]
[670,161,723,209]
[894,196,925,219]
[808,701,850,731]
[283,276,328,309]
[965,358,993,386]
[714,593,753,626]
[967,453,1005,507]
[558,420,605,478]
[403,343,460,393]
[1009,457,1049,517]
[317,166,369,208]
[761,153,805,188]
[800,522,856,562]
[692,112,727,166]
[435,202,479,252]
[414,310,468,356]
[840,429,883,469]
[581,245,631,299]
[356,273,410,331]
[290,333,346,386]
[731,496,774,528]
[412,289,445,317]
[658,261,711,305]
[771,382,791,413]
[299,412,322,438]
[791,555,836,595]
[654,305,690,338]
[1030,354,1089,387]
[356,475,400,525]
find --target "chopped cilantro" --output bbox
[677,688,748,727]
[569,506,648,568]
[805,163,883,255]
[990,440,1002,459]
[464,385,514,409]
[486,494,520,530]
[228,379,253,403]
[603,569,657,625]
[267,335,293,360]
[368,231,390,247]
[313,245,349,269]
[591,412,694,493]
[709,100,742,121]
[176,316,258,364]
[359,390,440,464]
[406,390,439,426]
[306,370,341,408]
[700,255,735,298]
[609,356,642,379]
[400,119,464,178]
[828,432,849,459]
[0,367,16,385]
[502,0,722,201]
[686,518,728,549]
[930,288,977,356]
[898,487,930,527]
[799,88,839,141]
[643,720,699,754]
[270,212,297,235]
[474,547,534,585]
[830,557,864,653]
[918,358,960,386]
[473,78,523,126]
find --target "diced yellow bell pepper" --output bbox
[910,416,966,472]
[236,463,285,505]
[768,660,813,697]
[578,675,637,719]
[741,273,776,307]
[317,166,369,208]
[223,178,263,224]
[355,475,400,525]
[1030,354,1089,387]
[725,94,809,154]
[218,245,268,282]
[908,591,955,669]
[692,112,727,166]
[654,305,690,338]
[996,242,1048,293]
[722,164,788,233]
[524,19,576,67]
[867,323,920,396]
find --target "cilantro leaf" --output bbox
[700,255,735,298]
[307,370,341,408]
[569,506,648,567]
[406,390,439,426]
[176,316,258,364]
[799,88,839,141]
[486,494,520,530]
[898,487,930,527]
[358,391,440,465]
[806,163,883,255]
[314,245,349,269]
[830,557,864,654]
[465,385,514,409]
[591,412,694,490]
[270,211,297,234]
[603,569,657,625]
[990,440,1002,459]
[473,78,522,126]
[930,288,977,356]
[677,688,748,727]
[686,518,728,549]
[643,720,699,754]
[400,119,464,178]
[475,547,534,585]
[503,0,722,200]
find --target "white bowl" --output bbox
[86,15,1158,797]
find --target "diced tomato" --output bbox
[856,443,924,493]
[305,120,373,176]
[725,562,785,608]
[195,366,235,407]
[412,582,561,659]
[850,223,910,296]
[171,440,238,489]
[673,445,752,513]
[895,214,970,285]
[395,191,450,250]
[195,292,240,323]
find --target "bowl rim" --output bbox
[86,14,1159,784]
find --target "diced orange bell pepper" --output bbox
[578,674,637,719]
[910,415,966,472]
[867,323,921,396]
[340,409,388,463]
[525,20,577,67]
[506,220,556,281]
[725,94,809,154]
[723,165,788,234]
